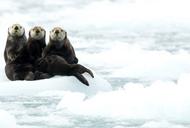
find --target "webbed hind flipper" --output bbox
[85,68,94,78]
[75,64,94,78]
[73,73,89,86]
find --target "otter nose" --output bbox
[55,30,59,34]
[14,26,19,30]
[36,29,40,34]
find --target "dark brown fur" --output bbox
[4,45,52,81]
[36,55,94,86]
[27,31,46,64]
[4,45,36,81]
[4,27,35,81]
[42,34,78,64]
[4,32,27,64]
[5,63,34,80]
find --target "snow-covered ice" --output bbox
[0,0,190,128]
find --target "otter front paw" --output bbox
[8,54,18,61]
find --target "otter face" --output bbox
[29,26,45,40]
[50,27,66,41]
[8,24,25,37]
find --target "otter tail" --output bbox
[73,73,89,86]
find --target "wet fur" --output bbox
[27,30,46,63]
[4,45,36,80]
[5,63,34,80]
[4,34,27,64]
[43,33,78,64]
[36,55,94,86]
[4,25,35,80]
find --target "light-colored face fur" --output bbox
[29,26,45,40]
[8,24,25,37]
[50,27,66,41]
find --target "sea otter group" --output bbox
[4,24,94,86]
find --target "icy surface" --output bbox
[0,110,17,128]
[0,0,190,128]
[0,73,112,96]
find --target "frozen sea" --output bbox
[1,0,190,128]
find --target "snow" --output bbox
[57,73,190,123]
[0,110,17,128]
[0,0,190,127]
[0,72,112,96]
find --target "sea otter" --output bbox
[42,27,78,64]
[5,63,34,80]
[27,26,46,63]
[4,24,35,80]
[36,55,94,86]
[4,24,28,64]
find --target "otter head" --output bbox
[49,27,67,41]
[8,24,25,37]
[29,26,46,40]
